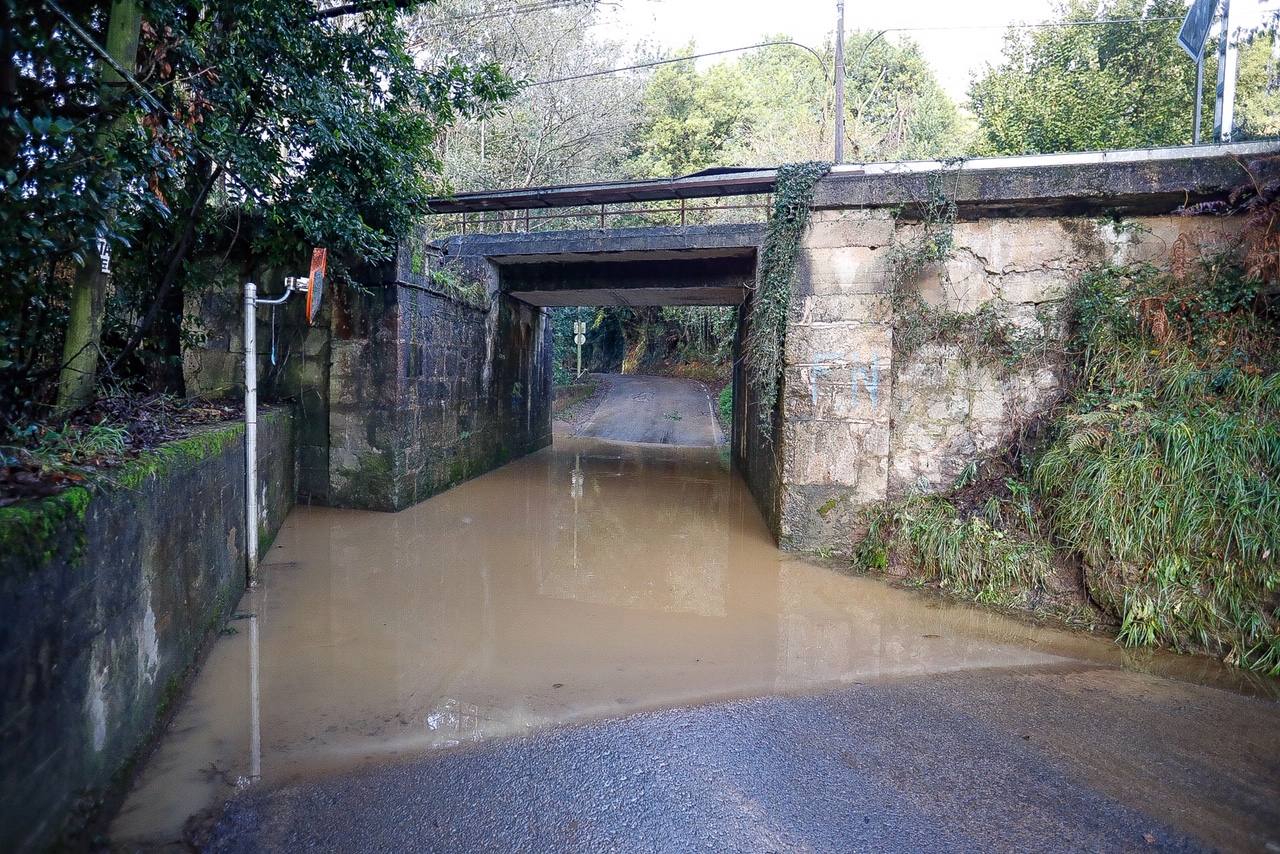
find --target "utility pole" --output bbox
[834,0,846,164]
[1212,0,1238,142]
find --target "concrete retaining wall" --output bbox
[0,411,294,852]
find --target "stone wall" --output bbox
[0,411,294,852]
[777,208,1248,555]
[326,250,552,511]
[181,246,553,513]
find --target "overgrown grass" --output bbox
[717,384,733,427]
[860,488,1053,607]
[1033,257,1280,673]
[858,251,1280,674]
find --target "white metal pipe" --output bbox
[249,593,262,781]
[243,281,258,587]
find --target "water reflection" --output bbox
[111,438,1259,847]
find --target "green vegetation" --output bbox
[112,421,246,490]
[861,237,1280,674]
[862,492,1053,607]
[717,385,733,428]
[626,53,751,178]
[969,0,1279,155]
[4,1,514,421]
[428,267,489,310]
[0,486,92,575]
[743,161,830,438]
[1035,256,1280,672]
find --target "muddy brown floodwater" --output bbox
[111,438,1274,848]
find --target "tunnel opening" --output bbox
[497,247,754,456]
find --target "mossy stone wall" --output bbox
[327,260,552,512]
[0,410,294,852]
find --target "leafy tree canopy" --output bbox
[1,0,513,416]
[968,0,1279,155]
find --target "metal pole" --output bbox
[248,591,262,781]
[1213,0,1237,142]
[1193,50,1205,144]
[243,281,258,586]
[834,0,846,163]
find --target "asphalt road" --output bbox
[198,664,1280,853]
[573,374,721,446]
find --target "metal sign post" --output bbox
[243,249,327,584]
[573,319,587,379]
[1178,0,1224,145]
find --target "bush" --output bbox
[1033,256,1280,672]
[858,249,1280,674]
[717,384,733,427]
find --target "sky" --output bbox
[591,0,1278,102]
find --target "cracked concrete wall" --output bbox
[779,211,1247,555]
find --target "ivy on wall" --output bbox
[886,167,1049,372]
[743,161,831,439]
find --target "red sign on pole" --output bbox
[306,248,327,325]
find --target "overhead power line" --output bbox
[876,15,1182,32]
[527,40,828,87]
[527,15,1188,88]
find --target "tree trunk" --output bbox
[56,0,143,413]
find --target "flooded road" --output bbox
[113,436,1278,849]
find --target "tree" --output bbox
[2,0,513,418]
[407,0,640,192]
[729,38,832,165]
[626,51,752,178]
[2,0,170,418]
[56,0,143,412]
[968,0,1279,155]
[841,32,965,161]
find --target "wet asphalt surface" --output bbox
[199,664,1280,853]
[574,374,721,446]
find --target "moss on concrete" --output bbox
[335,450,396,508]
[0,486,92,575]
[816,496,842,518]
[113,421,247,490]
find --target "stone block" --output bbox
[793,293,891,325]
[782,419,889,496]
[796,246,891,293]
[783,361,891,423]
[784,323,892,367]
[802,215,896,249]
[915,253,996,312]
[998,269,1071,304]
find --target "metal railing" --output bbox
[434,194,773,237]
